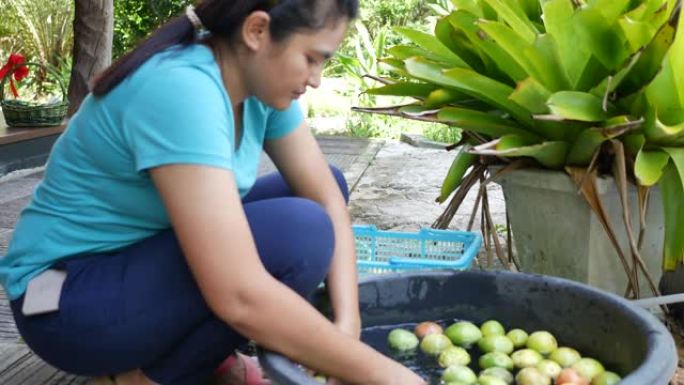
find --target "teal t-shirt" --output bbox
[0,44,303,300]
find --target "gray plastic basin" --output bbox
[258,270,676,385]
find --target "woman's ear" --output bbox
[241,11,271,51]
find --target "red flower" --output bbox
[0,53,30,98]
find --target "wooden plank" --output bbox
[0,125,66,146]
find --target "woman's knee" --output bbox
[245,197,335,296]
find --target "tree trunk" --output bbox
[67,0,113,116]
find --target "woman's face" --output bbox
[247,19,349,110]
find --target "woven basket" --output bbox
[0,62,68,128]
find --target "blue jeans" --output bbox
[10,166,349,385]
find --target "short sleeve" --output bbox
[264,100,305,140]
[123,66,234,172]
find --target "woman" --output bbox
[0,1,426,385]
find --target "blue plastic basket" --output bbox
[353,224,482,274]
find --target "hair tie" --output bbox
[186,5,211,40]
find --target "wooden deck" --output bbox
[0,124,67,146]
[0,135,382,384]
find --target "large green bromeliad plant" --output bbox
[354,0,683,295]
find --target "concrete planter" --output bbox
[495,168,664,297]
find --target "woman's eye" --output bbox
[306,56,317,65]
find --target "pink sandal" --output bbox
[213,352,271,385]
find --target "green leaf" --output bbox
[478,17,572,91]
[635,149,670,185]
[574,8,630,71]
[623,133,646,155]
[478,135,569,169]
[481,0,539,43]
[439,148,478,203]
[509,77,552,114]
[659,151,684,270]
[395,27,470,68]
[644,108,684,144]
[587,0,632,21]
[618,23,675,96]
[573,57,611,92]
[378,58,409,77]
[645,8,684,116]
[452,0,483,16]
[437,107,539,140]
[542,0,593,90]
[425,88,472,108]
[518,0,541,22]
[365,83,438,98]
[404,57,533,127]
[565,127,612,166]
[546,91,610,122]
[618,13,661,51]
[435,16,486,72]
[447,11,527,83]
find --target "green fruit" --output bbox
[506,328,528,348]
[480,320,506,336]
[591,371,621,385]
[387,329,419,351]
[478,375,508,385]
[511,349,543,368]
[478,335,514,354]
[446,321,483,348]
[515,367,551,385]
[442,365,477,384]
[438,346,471,367]
[479,367,514,384]
[479,352,514,370]
[313,375,326,383]
[536,359,562,379]
[572,357,605,381]
[420,333,453,356]
[526,331,558,355]
[550,347,581,367]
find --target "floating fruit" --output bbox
[556,368,589,385]
[571,358,605,381]
[511,349,543,369]
[442,365,477,384]
[591,371,621,385]
[526,331,558,355]
[438,346,471,367]
[481,320,506,336]
[515,367,551,385]
[506,328,529,348]
[445,321,483,348]
[550,347,582,368]
[479,352,514,370]
[414,321,443,339]
[420,333,453,356]
[479,367,514,384]
[387,328,419,351]
[478,335,514,354]
[537,359,562,379]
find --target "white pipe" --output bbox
[631,293,684,308]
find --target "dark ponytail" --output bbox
[92,0,358,97]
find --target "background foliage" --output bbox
[0,0,455,141]
[113,0,191,59]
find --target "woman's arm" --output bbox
[264,123,360,338]
[150,164,424,385]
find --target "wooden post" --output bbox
[67,0,113,116]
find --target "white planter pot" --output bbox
[495,168,664,297]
